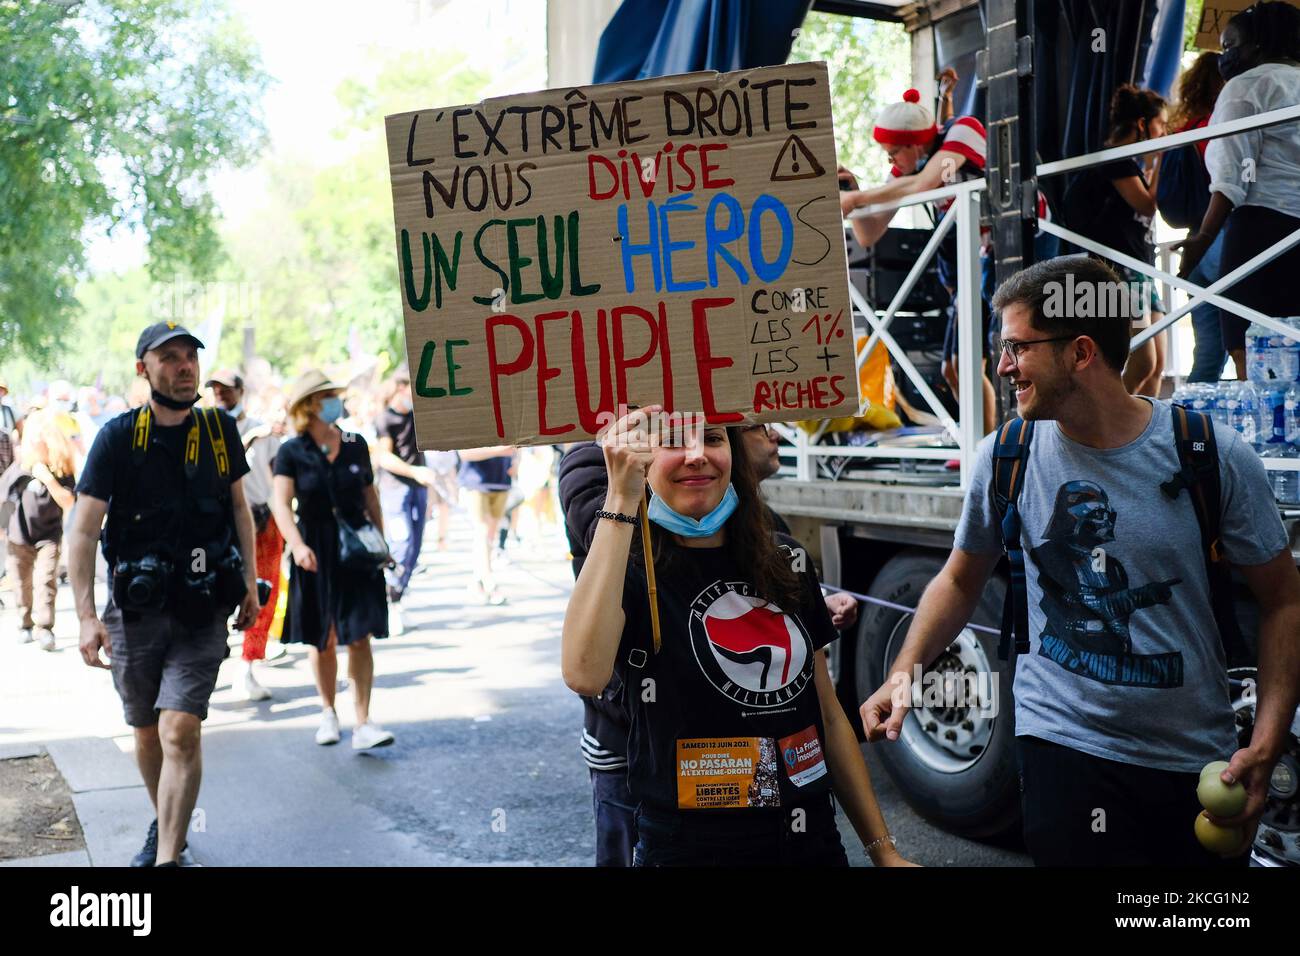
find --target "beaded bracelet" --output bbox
[864,834,897,856]
[596,510,638,525]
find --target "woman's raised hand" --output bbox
[599,405,661,505]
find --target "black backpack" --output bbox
[0,464,65,545]
[990,406,1248,667]
[1155,141,1212,231]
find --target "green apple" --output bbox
[1197,769,1247,817]
[1200,760,1230,781]
[1194,812,1248,857]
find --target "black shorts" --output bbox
[1016,735,1249,867]
[942,296,992,364]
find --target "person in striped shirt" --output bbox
[840,89,998,435]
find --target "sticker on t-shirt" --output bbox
[676,737,780,809]
[778,725,828,788]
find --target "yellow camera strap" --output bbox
[130,404,228,479]
[200,407,230,478]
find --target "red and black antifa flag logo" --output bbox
[689,581,815,708]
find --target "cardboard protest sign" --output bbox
[384,62,857,450]
[1194,0,1300,50]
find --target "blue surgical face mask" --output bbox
[318,396,344,424]
[647,483,738,537]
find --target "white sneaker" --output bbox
[35,628,56,652]
[315,709,341,745]
[263,642,288,663]
[388,603,405,637]
[17,628,34,645]
[243,665,272,701]
[352,722,395,750]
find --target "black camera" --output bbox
[183,544,245,604]
[113,555,174,611]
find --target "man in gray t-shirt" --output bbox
[954,398,1283,770]
[859,256,1300,866]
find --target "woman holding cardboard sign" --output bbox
[562,407,912,867]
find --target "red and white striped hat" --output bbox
[872,89,937,147]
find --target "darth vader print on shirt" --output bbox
[1029,481,1185,688]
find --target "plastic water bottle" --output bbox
[1190,383,1216,422]
[1259,385,1286,444]
[1246,323,1271,384]
[1211,382,1232,429]
[1286,383,1300,444]
[1228,382,1261,447]
[1279,318,1300,384]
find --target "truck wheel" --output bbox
[854,549,1020,839]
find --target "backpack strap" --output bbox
[1162,404,1249,665]
[991,418,1035,660]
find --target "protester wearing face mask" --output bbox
[559,421,858,866]
[1177,1,1300,381]
[271,370,394,750]
[562,411,911,867]
[1063,84,1169,397]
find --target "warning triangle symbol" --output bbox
[769,134,826,182]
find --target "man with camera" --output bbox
[67,323,261,867]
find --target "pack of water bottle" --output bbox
[1172,317,1300,504]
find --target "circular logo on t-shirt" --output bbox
[688,580,815,708]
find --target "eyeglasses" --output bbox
[996,335,1078,363]
[739,423,778,438]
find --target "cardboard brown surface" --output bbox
[1193,0,1300,50]
[384,62,857,450]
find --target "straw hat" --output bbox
[285,369,343,411]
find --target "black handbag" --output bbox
[316,442,390,571]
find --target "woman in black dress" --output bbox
[271,370,394,750]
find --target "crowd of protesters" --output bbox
[0,364,561,680]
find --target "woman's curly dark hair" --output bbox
[633,426,803,610]
[1105,84,1167,145]
[1169,52,1224,130]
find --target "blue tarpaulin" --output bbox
[592,0,814,83]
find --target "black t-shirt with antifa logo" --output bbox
[615,534,839,815]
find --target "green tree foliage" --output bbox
[789,11,911,184]
[219,51,490,374]
[1185,0,1207,51]
[0,0,268,364]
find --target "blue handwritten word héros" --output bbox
[617,192,794,294]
